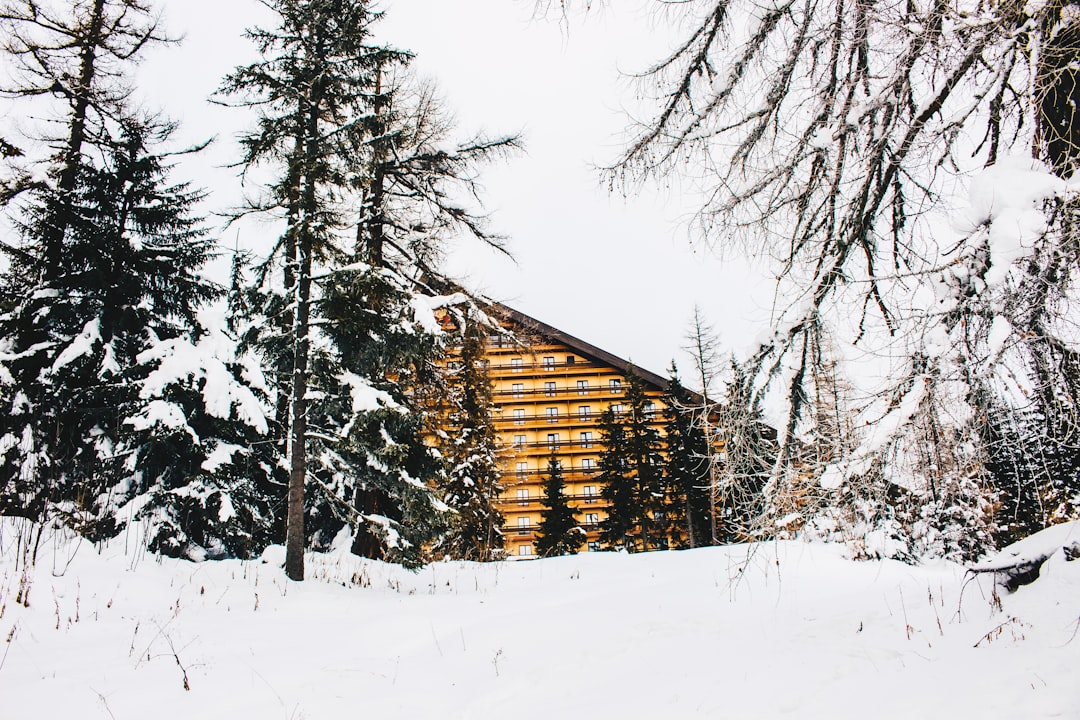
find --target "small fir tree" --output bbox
[598,408,634,550]
[622,369,666,550]
[535,453,582,557]
[597,370,665,551]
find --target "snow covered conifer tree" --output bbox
[437,307,505,561]
[222,0,515,577]
[535,453,581,557]
[0,0,170,530]
[220,0,414,579]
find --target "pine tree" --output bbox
[662,364,713,549]
[535,453,582,557]
[0,111,228,541]
[222,0,514,576]
[622,369,665,550]
[0,0,166,276]
[220,0,404,579]
[124,304,277,560]
[0,0,171,530]
[438,307,505,561]
[598,408,634,550]
[598,370,664,551]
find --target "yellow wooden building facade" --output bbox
[445,305,672,557]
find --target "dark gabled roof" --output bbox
[488,302,706,404]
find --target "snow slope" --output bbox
[1,521,1077,719]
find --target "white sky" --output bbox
[138,0,775,390]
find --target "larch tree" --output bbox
[715,357,777,542]
[542,0,1080,555]
[0,0,166,269]
[222,0,517,578]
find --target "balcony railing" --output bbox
[497,411,601,424]
[507,439,597,451]
[503,467,601,478]
[493,386,622,399]
[488,360,593,372]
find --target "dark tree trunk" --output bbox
[44,0,106,277]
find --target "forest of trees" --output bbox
[1,0,1077,576]
[0,0,516,579]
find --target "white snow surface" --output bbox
[1,521,1077,719]
[960,156,1067,288]
[340,370,399,413]
[48,317,102,376]
[137,312,268,435]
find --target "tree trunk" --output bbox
[284,233,311,581]
[44,0,106,276]
[284,86,322,581]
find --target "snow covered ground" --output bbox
[2,521,1077,719]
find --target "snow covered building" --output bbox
[435,304,674,557]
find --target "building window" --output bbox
[513,408,525,425]
[516,461,528,477]
[518,517,531,535]
[512,383,524,398]
[585,513,599,527]
[644,400,656,417]
[611,404,623,415]
[583,484,597,502]
[546,407,558,423]
[588,541,601,552]
[547,433,559,449]
[580,431,593,449]
[511,357,523,373]
[581,458,594,470]
[577,379,589,395]
[446,360,460,371]
[578,405,591,419]
[566,355,576,365]
[517,488,529,505]
[609,379,621,394]
[545,381,556,397]
[513,434,526,448]
[519,544,533,556]
[543,356,555,370]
